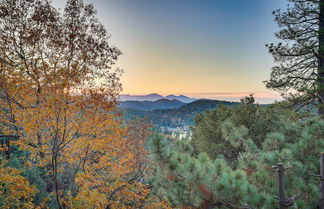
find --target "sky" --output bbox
[53,0,287,103]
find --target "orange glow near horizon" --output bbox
[52,0,286,104]
[120,90,283,104]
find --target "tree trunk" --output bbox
[318,0,324,115]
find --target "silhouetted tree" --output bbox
[266,0,324,115]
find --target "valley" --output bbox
[119,95,240,138]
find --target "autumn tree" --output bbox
[265,0,324,115]
[0,160,38,209]
[0,0,171,208]
[0,0,122,155]
[0,0,122,206]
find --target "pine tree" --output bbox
[148,103,324,208]
[266,0,324,115]
[190,98,296,163]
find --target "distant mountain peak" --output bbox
[120,93,196,103]
[165,94,196,103]
[148,93,163,96]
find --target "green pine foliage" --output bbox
[147,99,324,208]
[191,97,299,163]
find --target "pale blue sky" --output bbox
[53,0,287,103]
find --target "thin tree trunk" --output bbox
[52,143,62,209]
[318,0,324,115]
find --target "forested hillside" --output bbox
[119,99,185,111]
[122,99,239,128]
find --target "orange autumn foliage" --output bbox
[0,0,171,208]
[0,161,37,209]
[1,79,170,208]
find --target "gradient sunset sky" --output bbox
[53,0,287,103]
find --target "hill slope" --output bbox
[119,99,185,111]
[121,99,239,128]
[119,93,164,102]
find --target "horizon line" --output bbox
[120,91,283,104]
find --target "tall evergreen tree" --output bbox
[266,0,324,115]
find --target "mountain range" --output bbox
[119,93,196,103]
